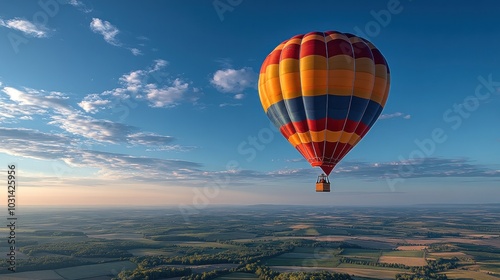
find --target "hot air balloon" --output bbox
[258,31,390,192]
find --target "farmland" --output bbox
[0,204,498,279]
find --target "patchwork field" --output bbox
[265,247,341,267]
[378,256,427,266]
[0,205,498,280]
[272,265,405,280]
[54,261,137,280]
[396,245,428,251]
[0,261,136,280]
[214,272,260,279]
[445,269,500,280]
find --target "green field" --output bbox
[128,248,185,257]
[265,247,342,267]
[477,262,500,273]
[55,261,137,280]
[341,248,382,262]
[176,241,241,249]
[215,272,260,279]
[381,250,424,258]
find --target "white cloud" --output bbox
[89,18,146,56]
[0,127,74,160]
[211,67,257,94]
[2,87,71,114]
[0,127,201,182]
[146,145,197,152]
[65,150,202,181]
[68,0,82,6]
[0,18,49,38]
[78,94,111,113]
[145,79,189,108]
[379,112,411,120]
[127,132,175,146]
[3,86,170,145]
[0,91,38,122]
[129,48,142,56]
[67,0,92,13]
[49,112,135,143]
[90,18,120,46]
[234,93,245,100]
[152,59,168,71]
[119,70,145,93]
[219,103,242,107]
[84,59,196,111]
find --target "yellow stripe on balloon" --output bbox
[287,133,302,147]
[280,72,302,100]
[300,70,328,96]
[290,130,362,145]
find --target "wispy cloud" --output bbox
[129,48,142,56]
[0,127,202,182]
[2,85,185,149]
[286,158,305,163]
[145,79,190,108]
[188,157,499,186]
[78,94,111,113]
[219,103,242,108]
[67,0,92,13]
[127,132,175,146]
[82,59,195,110]
[214,58,233,68]
[146,145,197,152]
[89,18,145,56]
[66,150,202,181]
[211,67,257,99]
[0,17,49,38]
[49,113,136,143]
[379,112,411,120]
[0,92,40,123]
[90,18,120,46]
[266,158,500,181]
[0,127,73,160]
[3,87,71,114]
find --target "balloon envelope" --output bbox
[258,31,390,175]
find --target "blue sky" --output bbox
[0,0,499,207]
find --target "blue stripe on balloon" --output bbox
[346,96,370,122]
[361,99,383,127]
[266,100,290,129]
[266,95,382,128]
[304,94,327,120]
[283,96,307,123]
[326,95,350,120]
